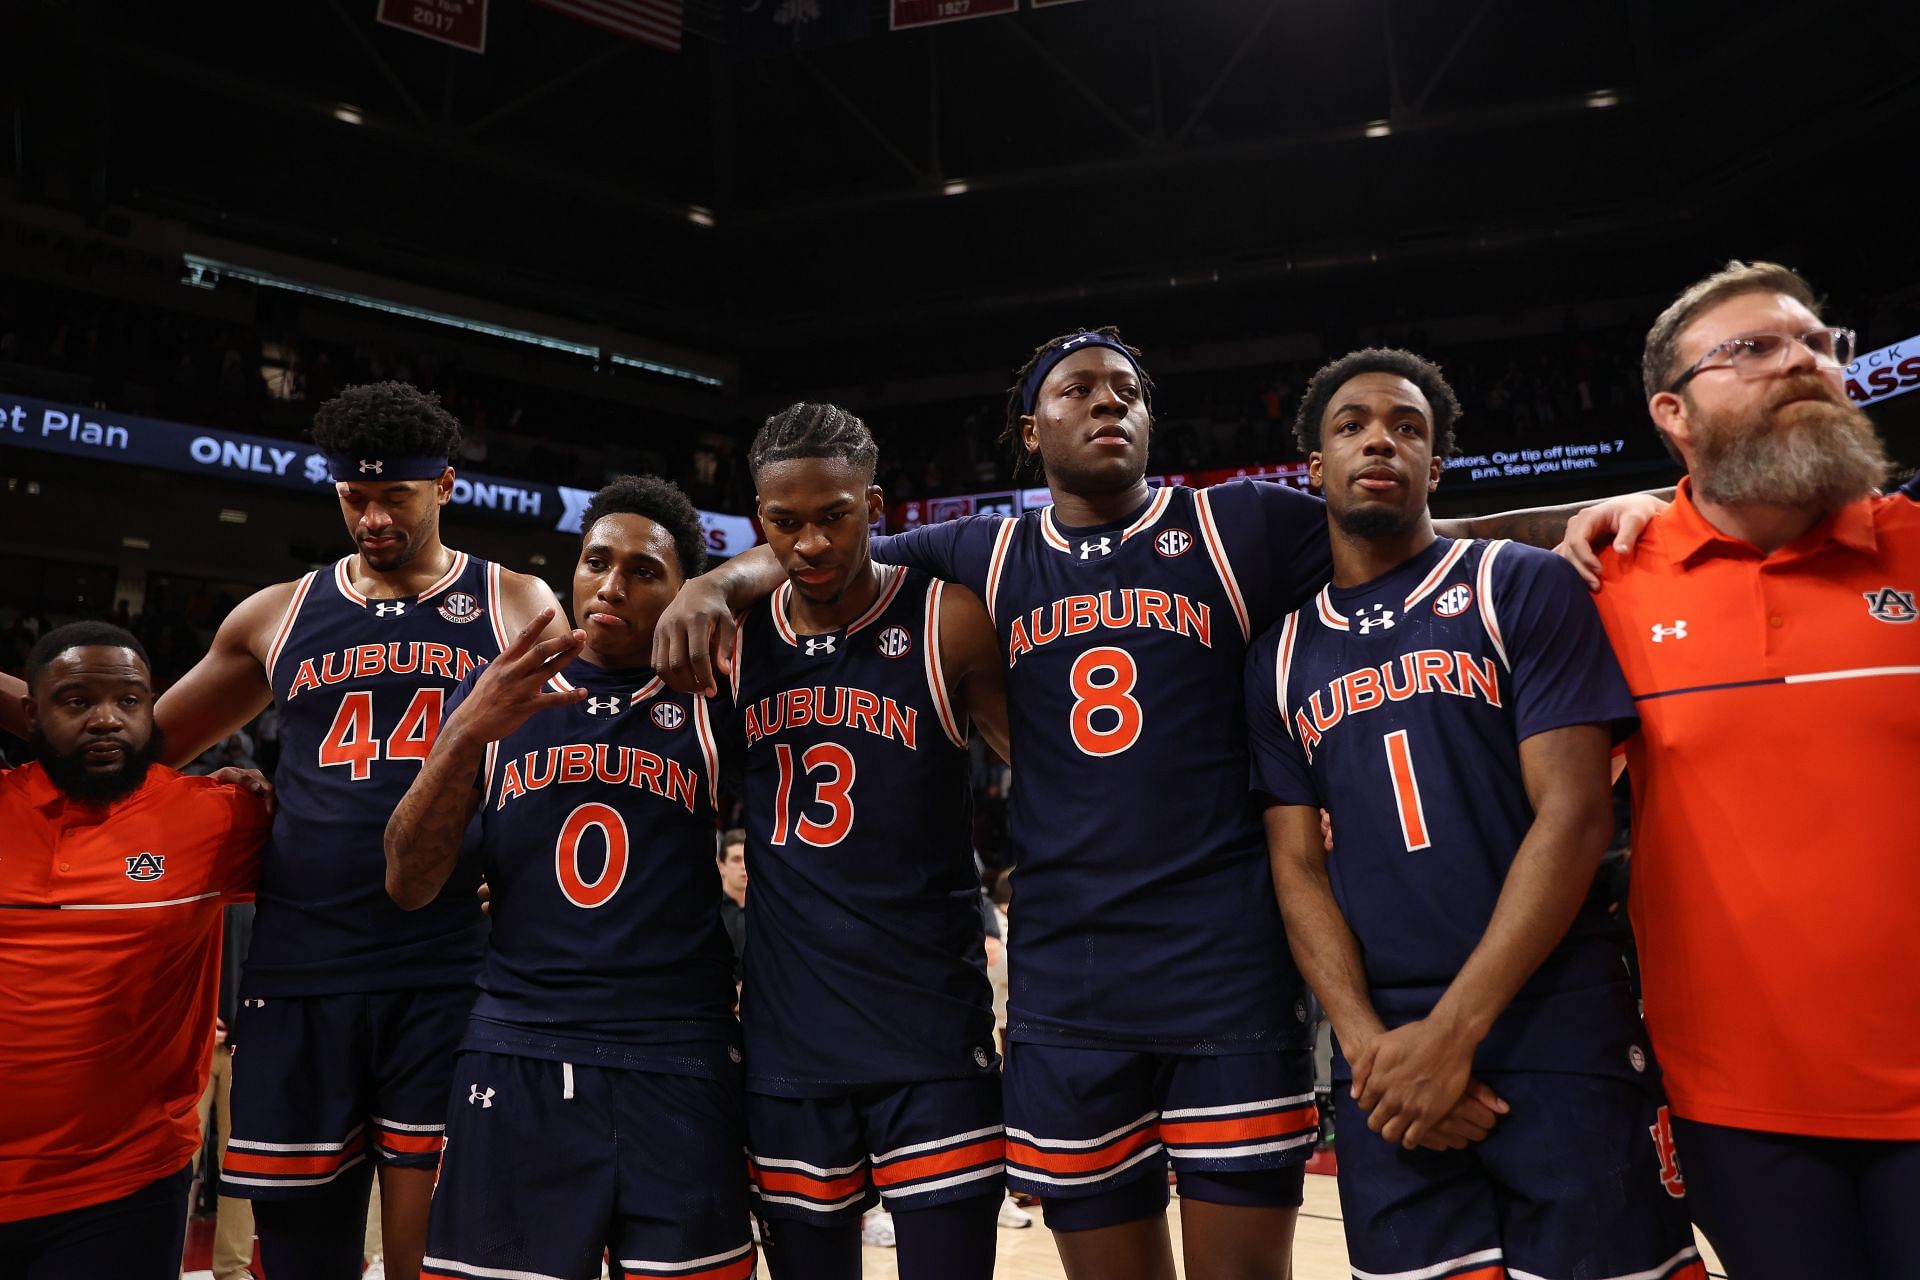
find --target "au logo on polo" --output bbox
[125,852,166,882]
[1863,586,1917,623]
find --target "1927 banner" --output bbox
[891,0,1017,31]
[377,0,488,53]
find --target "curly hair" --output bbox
[579,474,709,579]
[1292,348,1462,459]
[747,403,879,481]
[999,326,1154,480]
[310,381,462,459]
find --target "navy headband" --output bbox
[1019,333,1147,417]
[327,454,450,482]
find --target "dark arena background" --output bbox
[1,1,1915,1276]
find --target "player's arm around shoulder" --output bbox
[386,607,587,909]
[654,544,787,695]
[155,580,299,766]
[937,581,1009,762]
[189,767,275,902]
[0,670,26,737]
[493,567,573,641]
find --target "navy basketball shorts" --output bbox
[0,1163,191,1280]
[1002,1042,1315,1225]
[1333,1072,1704,1280]
[224,986,473,1198]
[746,1076,1004,1223]
[421,1052,755,1280]
[1669,1116,1920,1280]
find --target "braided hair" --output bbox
[311,381,462,459]
[747,403,880,481]
[998,326,1154,480]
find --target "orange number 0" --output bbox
[1068,647,1144,757]
[555,802,630,909]
[772,742,857,847]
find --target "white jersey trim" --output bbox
[265,570,319,690]
[984,517,1019,624]
[1475,539,1512,670]
[1193,487,1251,641]
[1350,1247,1505,1280]
[923,579,968,749]
[1402,539,1473,610]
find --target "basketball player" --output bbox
[1246,348,1703,1280]
[733,405,1009,1280]
[1580,263,1920,1278]
[150,382,568,1280]
[384,475,754,1280]
[653,331,1644,1280]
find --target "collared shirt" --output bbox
[1594,479,1920,1138]
[0,763,268,1221]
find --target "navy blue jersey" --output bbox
[1246,537,1646,1077]
[732,566,996,1095]
[246,553,508,996]
[874,481,1332,1052]
[455,658,738,1078]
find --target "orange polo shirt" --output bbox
[1594,480,1920,1138]
[0,763,267,1221]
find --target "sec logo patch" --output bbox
[1155,528,1193,558]
[1432,583,1474,618]
[875,625,913,658]
[651,702,686,731]
[438,591,484,624]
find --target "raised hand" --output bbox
[446,607,588,745]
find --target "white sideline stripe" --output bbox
[421,1257,571,1280]
[1163,1133,1318,1159]
[1785,664,1920,684]
[1161,1092,1315,1120]
[220,1154,367,1188]
[873,1123,1004,1164]
[1005,1110,1157,1150]
[227,1127,364,1153]
[1008,1143,1162,1187]
[1351,1246,1504,1280]
[753,1188,868,1213]
[371,1116,445,1133]
[1509,1243,1702,1280]
[879,1163,1006,1199]
[748,1153,865,1177]
[61,891,220,911]
[619,1242,753,1272]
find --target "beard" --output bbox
[1333,499,1422,541]
[31,725,167,807]
[1690,378,1888,512]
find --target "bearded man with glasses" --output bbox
[1585,261,1920,1279]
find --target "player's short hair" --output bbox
[26,621,151,689]
[1293,348,1462,458]
[719,828,746,857]
[1000,326,1155,480]
[747,403,879,483]
[579,474,708,579]
[311,381,463,460]
[1642,260,1821,403]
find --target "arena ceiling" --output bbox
[9,0,1915,387]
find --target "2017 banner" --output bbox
[376,0,488,53]
[891,0,1017,32]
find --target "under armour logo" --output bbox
[585,696,623,716]
[467,1085,494,1108]
[1355,604,1397,634]
[374,602,407,617]
[1079,537,1113,559]
[1650,621,1688,643]
[804,636,837,656]
[359,459,383,474]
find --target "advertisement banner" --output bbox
[1845,334,1920,408]
[376,0,488,53]
[0,391,760,557]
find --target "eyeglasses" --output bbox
[1665,326,1856,394]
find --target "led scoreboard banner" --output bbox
[0,391,759,557]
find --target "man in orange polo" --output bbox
[0,622,270,1279]
[1593,262,1920,1279]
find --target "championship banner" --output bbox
[0,391,760,557]
[732,0,872,57]
[1845,334,1920,408]
[891,0,1017,31]
[376,0,488,53]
